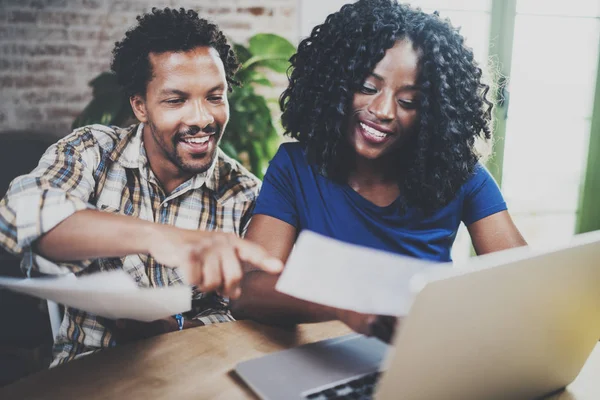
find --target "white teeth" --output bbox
[360,123,388,138]
[183,136,210,144]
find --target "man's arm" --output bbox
[0,128,104,272]
[34,209,152,261]
[34,209,282,297]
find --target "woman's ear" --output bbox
[130,95,148,123]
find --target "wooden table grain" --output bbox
[0,320,351,400]
[0,320,597,400]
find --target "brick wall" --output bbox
[0,0,298,135]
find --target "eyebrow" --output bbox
[368,72,419,91]
[159,84,226,96]
[207,83,226,93]
[159,88,188,96]
[370,72,385,81]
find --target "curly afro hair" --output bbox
[280,0,494,213]
[111,7,239,97]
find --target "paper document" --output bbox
[0,270,191,321]
[276,231,468,316]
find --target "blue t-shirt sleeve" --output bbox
[462,163,507,225]
[253,144,299,228]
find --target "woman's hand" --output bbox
[336,309,398,343]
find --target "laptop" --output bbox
[236,230,600,400]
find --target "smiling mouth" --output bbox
[181,136,211,144]
[359,122,391,143]
[178,134,216,154]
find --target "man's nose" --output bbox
[187,100,215,129]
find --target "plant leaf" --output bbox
[219,140,239,160]
[72,94,124,130]
[247,33,295,73]
[89,72,121,97]
[233,43,252,65]
[247,70,273,87]
[248,140,265,179]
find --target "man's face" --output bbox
[131,46,229,178]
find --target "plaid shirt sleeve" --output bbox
[0,128,101,275]
[240,198,257,238]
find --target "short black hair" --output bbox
[111,7,239,97]
[280,0,494,213]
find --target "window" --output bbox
[500,1,600,250]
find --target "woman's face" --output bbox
[347,39,421,162]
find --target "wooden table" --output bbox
[0,321,598,400]
[0,321,351,400]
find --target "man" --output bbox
[0,7,282,366]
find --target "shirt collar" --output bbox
[109,123,139,168]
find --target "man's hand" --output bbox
[145,225,283,299]
[336,309,398,343]
[34,210,282,299]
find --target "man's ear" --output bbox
[130,95,148,123]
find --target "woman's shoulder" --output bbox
[278,141,305,157]
[271,141,309,168]
[461,162,500,196]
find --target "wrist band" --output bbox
[174,314,184,331]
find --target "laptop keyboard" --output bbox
[304,371,381,400]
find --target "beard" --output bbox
[149,121,223,175]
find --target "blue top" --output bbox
[254,143,507,262]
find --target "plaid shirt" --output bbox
[0,123,260,366]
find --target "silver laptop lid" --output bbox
[376,231,600,400]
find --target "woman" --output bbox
[231,0,526,340]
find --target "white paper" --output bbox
[0,270,191,322]
[276,230,464,316]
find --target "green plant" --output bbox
[72,33,296,179]
[71,72,135,129]
[223,34,295,177]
